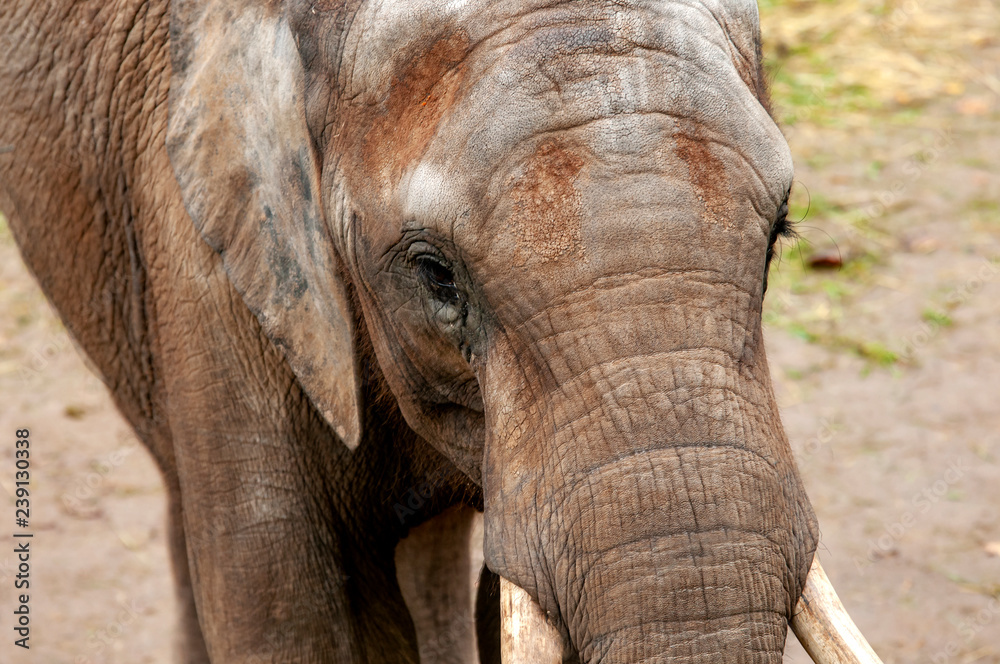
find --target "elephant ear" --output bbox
[166,0,361,449]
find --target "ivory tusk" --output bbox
[500,577,565,664]
[792,557,884,664]
[500,557,880,663]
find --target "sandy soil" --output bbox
[1,1,999,662]
[0,243,172,663]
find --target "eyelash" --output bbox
[763,194,794,294]
[771,197,793,243]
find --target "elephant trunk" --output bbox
[515,450,806,662]
[499,559,884,664]
[483,337,884,662]
[479,276,821,662]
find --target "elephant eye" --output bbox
[416,255,461,304]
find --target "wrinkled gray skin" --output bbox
[0,0,818,662]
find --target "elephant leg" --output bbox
[162,351,364,661]
[143,202,369,661]
[163,473,211,664]
[395,505,483,664]
[165,379,362,662]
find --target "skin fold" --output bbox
[0,0,818,662]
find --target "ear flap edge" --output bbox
[166,0,361,450]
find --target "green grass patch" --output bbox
[966,197,1000,214]
[855,340,899,366]
[784,367,806,380]
[922,309,954,327]
[821,279,851,301]
[888,108,925,125]
[865,160,885,180]
[961,157,992,169]
[788,323,819,343]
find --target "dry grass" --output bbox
[757,0,1000,368]
[760,0,1000,126]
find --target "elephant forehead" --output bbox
[343,0,764,111]
[455,7,786,190]
[340,0,763,128]
[342,0,789,251]
[399,18,791,248]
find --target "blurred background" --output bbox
[1,0,999,661]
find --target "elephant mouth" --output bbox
[499,557,883,664]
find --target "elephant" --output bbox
[0,0,882,662]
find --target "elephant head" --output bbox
[166,0,879,661]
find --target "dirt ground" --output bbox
[1,1,999,662]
